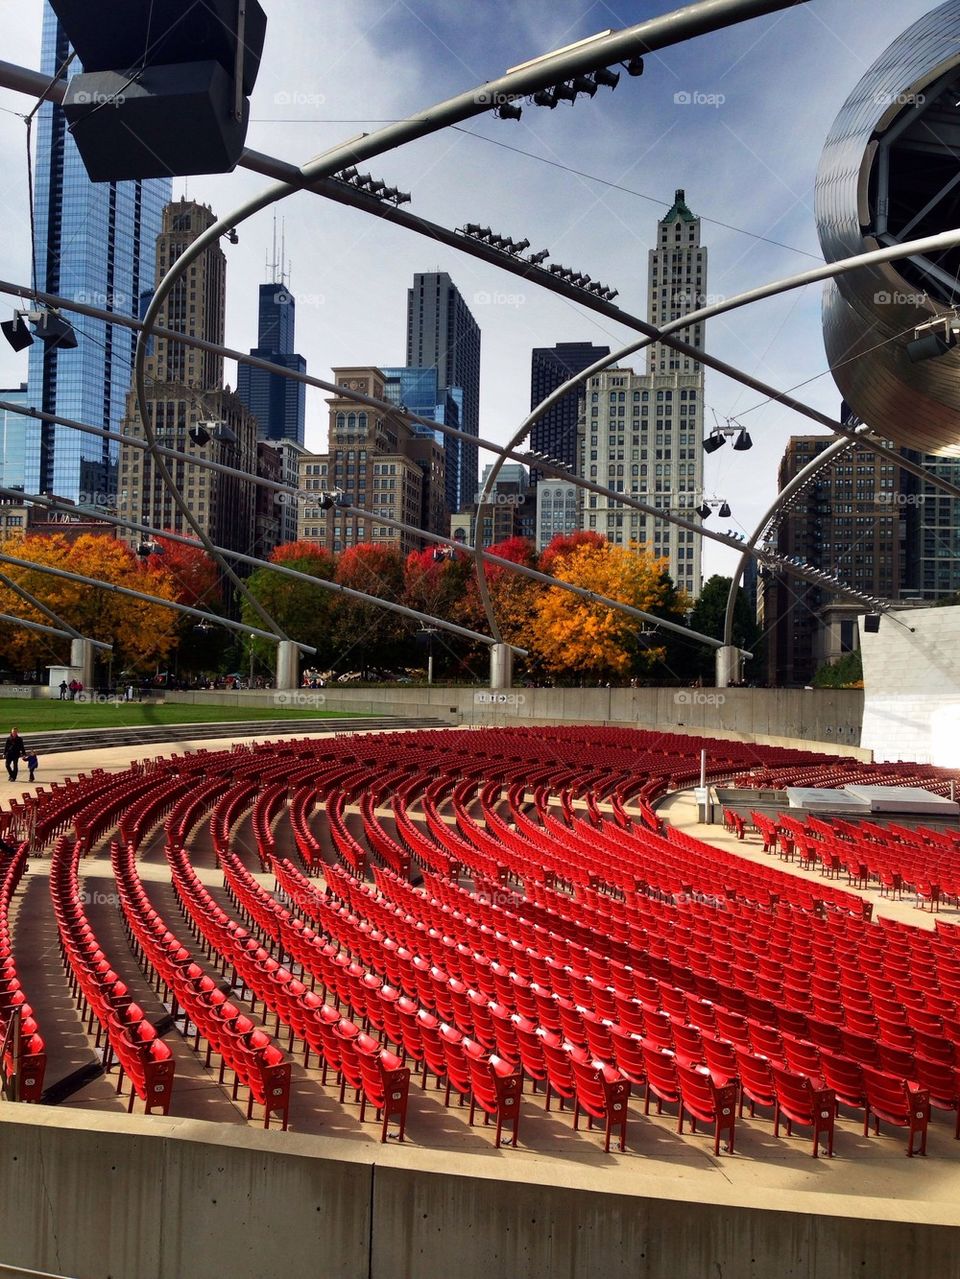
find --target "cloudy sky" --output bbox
[0,0,942,578]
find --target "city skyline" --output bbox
[0,1,951,582]
[21,2,170,505]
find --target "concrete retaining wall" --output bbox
[0,1105,954,1279]
[165,686,867,757]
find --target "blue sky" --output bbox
[0,0,944,578]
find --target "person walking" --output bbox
[4,729,27,782]
[26,750,38,783]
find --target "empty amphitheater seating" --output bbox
[7,725,960,1165]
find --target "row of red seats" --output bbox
[111,839,293,1128]
[0,842,45,1102]
[333,866,932,1155]
[49,835,175,1114]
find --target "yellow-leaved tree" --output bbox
[532,539,670,678]
[0,533,180,671]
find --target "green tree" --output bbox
[813,648,863,688]
[687,574,764,684]
[240,540,340,671]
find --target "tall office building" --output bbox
[297,367,445,555]
[899,449,960,599]
[236,281,307,445]
[761,430,902,686]
[648,189,708,374]
[24,3,171,504]
[536,479,579,551]
[117,202,258,558]
[381,366,461,450]
[0,384,29,491]
[577,195,706,597]
[578,367,704,596]
[529,342,610,482]
[266,438,309,547]
[405,273,480,514]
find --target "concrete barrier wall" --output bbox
[165,686,867,757]
[0,1105,954,1279]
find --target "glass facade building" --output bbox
[381,366,461,450]
[236,284,307,444]
[0,384,30,491]
[900,449,960,599]
[24,4,171,505]
[530,342,610,483]
[405,273,480,514]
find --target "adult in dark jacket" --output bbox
[4,729,27,781]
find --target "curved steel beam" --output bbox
[0,488,524,655]
[474,227,960,640]
[0,552,315,652]
[718,432,862,684]
[126,0,809,662]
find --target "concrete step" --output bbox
[18,716,454,757]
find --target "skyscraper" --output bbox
[405,272,480,514]
[381,366,460,452]
[117,201,258,559]
[899,449,960,599]
[577,194,706,597]
[236,281,307,445]
[647,189,708,374]
[24,3,171,504]
[761,429,902,686]
[296,367,444,555]
[530,342,610,482]
[0,384,29,491]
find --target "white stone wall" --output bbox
[860,606,960,765]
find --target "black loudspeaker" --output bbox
[49,0,267,96]
[63,62,249,181]
[864,613,881,633]
[34,312,78,350]
[1,315,34,352]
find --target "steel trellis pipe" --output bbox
[123,0,809,660]
[473,227,960,641]
[0,488,524,655]
[0,553,315,651]
[0,570,110,649]
[0,613,112,648]
[340,504,735,652]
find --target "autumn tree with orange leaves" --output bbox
[454,535,540,655]
[0,532,179,671]
[532,539,673,678]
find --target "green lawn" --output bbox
[0,697,366,734]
